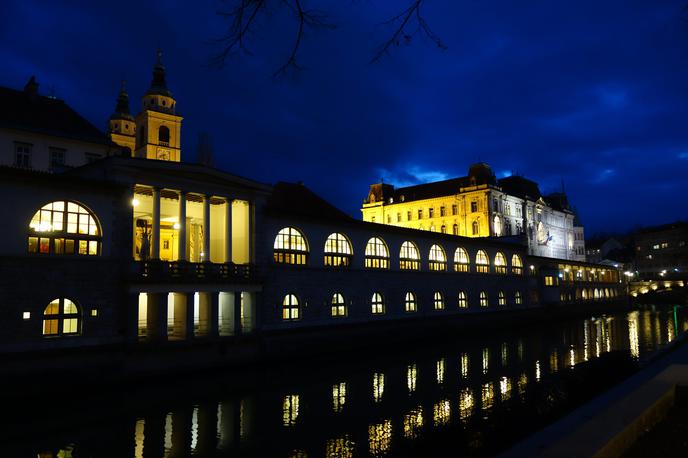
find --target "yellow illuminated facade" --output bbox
[361,162,586,261]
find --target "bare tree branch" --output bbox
[370,0,446,64]
[211,0,444,75]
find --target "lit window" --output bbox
[90,309,98,317]
[458,291,468,308]
[22,311,31,320]
[331,293,346,317]
[545,276,554,286]
[324,233,352,267]
[494,252,507,274]
[365,237,389,269]
[371,292,385,314]
[515,291,523,305]
[511,254,523,275]
[475,250,490,273]
[433,292,444,310]
[404,292,417,312]
[498,291,506,306]
[479,291,488,307]
[282,294,300,320]
[274,227,308,265]
[42,298,80,336]
[428,244,447,271]
[452,247,468,272]
[399,241,420,270]
[28,201,101,256]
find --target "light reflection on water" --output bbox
[19,305,688,458]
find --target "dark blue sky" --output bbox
[2,0,688,234]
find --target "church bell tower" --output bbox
[134,50,183,162]
[108,80,136,155]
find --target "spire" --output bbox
[146,48,172,97]
[24,75,39,98]
[110,79,134,121]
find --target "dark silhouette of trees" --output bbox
[211,0,445,77]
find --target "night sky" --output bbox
[2,0,688,235]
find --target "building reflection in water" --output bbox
[433,399,451,426]
[326,435,355,458]
[481,382,494,411]
[368,420,392,457]
[460,353,469,379]
[27,307,688,458]
[407,365,417,393]
[373,372,385,402]
[403,407,424,439]
[459,388,474,421]
[436,358,446,384]
[283,394,299,427]
[332,382,347,413]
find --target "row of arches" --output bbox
[281,290,525,321]
[274,228,524,274]
[564,288,620,302]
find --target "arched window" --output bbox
[458,291,468,309]
[42,298,80,336]
[472,220,480,235]
[28,201,101,255]
[158,125,170,144]
[479,291,488,307]
[274,227,308,265]
[594,288,600,300]
[324,233,352,267]
[582,289,588,300]
[515,291,523,305]
[282,294,300,320]
[399,241,420,270]
[365,237,389,269]
[494,252,507,274]
[453,224,459,235]
[475,250,490,273]
[511,254,523,275]
[404,292,417,312]
[498,291,506,306]
[453,247,470,272]
[429,244,447,271]
[440,225,446,234]
[331,293,346,317]
[371,292,385,314]
[433,292,444,310]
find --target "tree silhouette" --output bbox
[211,0,445,77]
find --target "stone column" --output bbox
[152,187,161,260]
[185,291,195,339]
[233,291,242,336]
[208,292,219,337]
[225,198,233,264]
[147,292,168,341]
[203,195,211,262]
[178,191,187,261]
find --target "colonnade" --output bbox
[140,185,253,264]
[135,290,256,341]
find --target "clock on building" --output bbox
[157,148,170,160]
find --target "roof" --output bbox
[498,175,541,200]
[0,84,112,145]
[266,182,353,222]
[392,177,469,202]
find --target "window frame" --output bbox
[273,227,309,265]
[404,292,417,312]
[324,232,353,267]
[494,252,507,274]
[511,254,523,275]
[453,247,470,272]
[428,244,447,271]
[475,250,490,273]
[399,241,420,270]
[371,292,385,315]
[282,294,300,321]
[365,237,390,269]
[42,298,81,337]
[458,291,468,309]
[331,293,347,317]
[433,291,445,310]
[28,200,102,256]
[479,291,488,307]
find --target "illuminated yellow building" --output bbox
[362,162,586,261]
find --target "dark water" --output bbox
[7,305,688,458]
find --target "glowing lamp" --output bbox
[131,198,140,207]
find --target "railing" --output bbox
[132,260,256,283]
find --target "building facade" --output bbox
[361,163,586,261]
[633,222,688,277]
[0,58,622,367]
